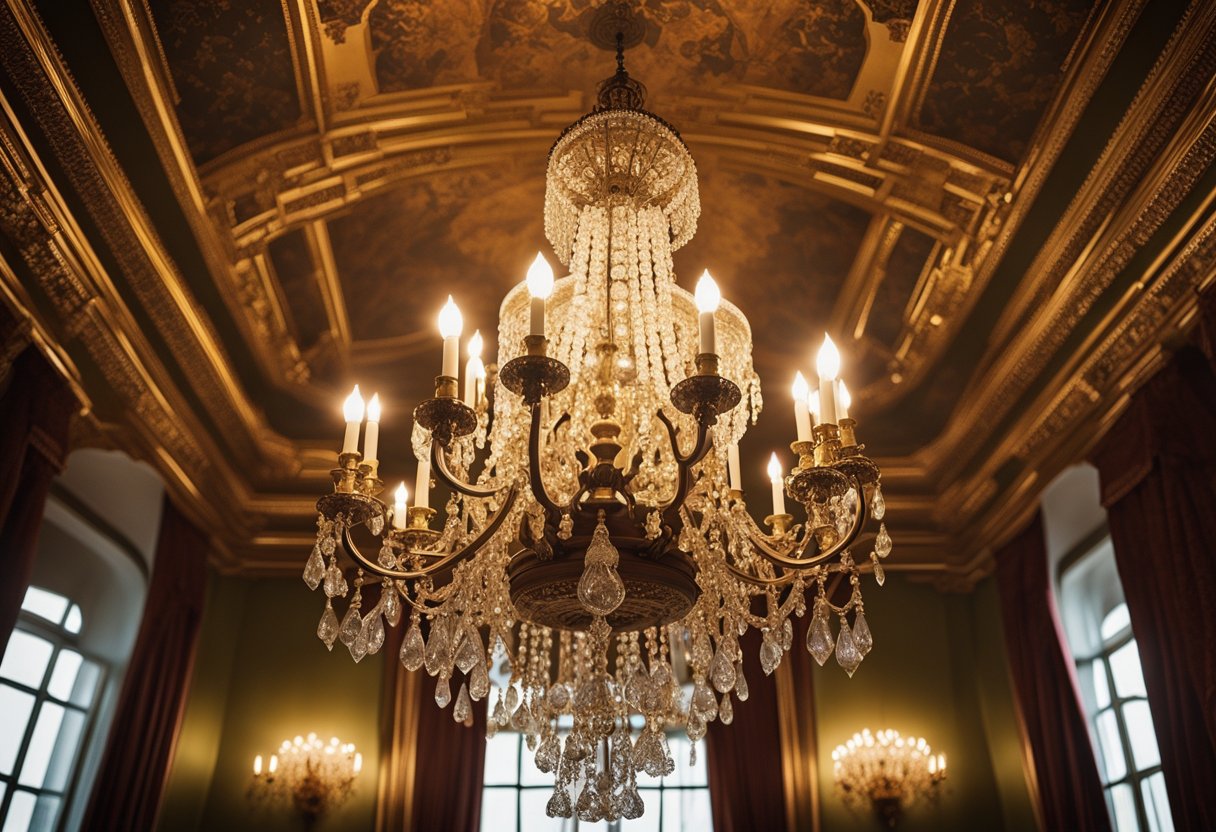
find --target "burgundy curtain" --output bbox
[376,621,487,832]
[994,512,1111,832]
[706,625,790,832]
[1091,345,1216,831]
[0,345,76,656]
[83,497,210,831]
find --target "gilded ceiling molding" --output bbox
[0,0,299,478]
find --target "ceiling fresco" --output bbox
[10,0,1209,584]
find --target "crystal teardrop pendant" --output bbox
[871,551,886,586]
[317,601,339,650]
[400,622,425,671]
[303,546,324,590]
[339,604,362,648]
[872,483,886,520]
[709,645,736,693]
[807,611,835,666]
[875,522,892,558]
[719,692,734,725]
[453,682,472,722]
[853,610,873,657]
[835,617,862,677]
[435,674,452,708]
[578,520,626,616]
[734,661,749,701]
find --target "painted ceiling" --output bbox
[3,0,1213,583]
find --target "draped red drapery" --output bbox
[375,620,488,832]
[82,496,210,830]
[1091,344,1216,831]
[994,512,1111,832]
[0,345,76,656]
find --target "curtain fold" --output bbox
[994,512,1111,832]
[375,620,488,832]
[0,345,76,655]
[706,625,790,832]
[1092,345,1216,832]
[82,496,210,831]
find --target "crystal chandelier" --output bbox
[302,17,891,823]
[250,733,363,820]
[832,728,947,827]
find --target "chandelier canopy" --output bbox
[304,16,891,823]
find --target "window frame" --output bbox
[481,729,712,832]
[0,595,110,831]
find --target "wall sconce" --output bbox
[832,728,946,828]
[250,733,362,824]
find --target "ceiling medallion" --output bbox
[304,11,891,822]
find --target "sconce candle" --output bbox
[727,443,742,491]
[363,394,381,464]
[792,372,812,441]
[838,381,851,422]
[526,252,555,337]
[817,334,841,424]
[392,483,408,530]
[415,447,431,510]
[465,331,484,407]
[694,271,721,355]
[767,452,786,516]
[341,386,364,455]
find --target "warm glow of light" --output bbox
[342,386,364,423]
[438,295,463,338]
[817,334,841,381]
[394,482,408,512]
[353,752,363,774]
[839,382,851,414]
[809,390,821,421]
[526,252,555,299]
[694,270,721,313]
[268,754,278,774]
[366,393,381,423]
[472,358,486,380]
[791,371,810,402]
[468,329,484,359]
[253,754,263,775]
[767,452,782,483]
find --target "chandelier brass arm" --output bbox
[338,485,520,581]
[656,408,713,516]
[527,399,566,519]
[746,476,868,569]
[430,441,501,499]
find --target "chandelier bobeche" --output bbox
[303,29,891,823]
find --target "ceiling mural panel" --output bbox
[369,0,868,100]
[866,225,936,349]
[267,228,330,354]
[915,0,1095,163]
[148,0,303,164]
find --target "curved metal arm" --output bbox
[431,442,502,499]
[342,485,518,580]
[747,476,868,569]
[528,401,564,518]
[658,408,711,514]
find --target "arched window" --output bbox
[0,587,106,829]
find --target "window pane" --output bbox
[665,735,707,787]
[0,631,54,689]
[42,706,86,793]
[1108,783,1139,832]
[1101,603,1131,642]
[1091,658,1111,710]
[64,659,101,709]
[483,732,520,786]
[519,789,566,832]
[1122,700,1161,770]
[0,685,36,775]
[1141,772,1174,832]
[479,787,518,832]
[663,786,713,832]
[46,650,82,702]
[3,789,36,832]
[18,702,65,788]
[1095,709,1126,782]
[1109,641,1148,698]
[64,605,82,636]
[20,588,69,626]
[519,742,551,787]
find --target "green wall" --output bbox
[159,576,384,832]
[812,575,1037,831]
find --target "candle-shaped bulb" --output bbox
[438,296,463,339]
[253,754,263,775]
[353,752,363,774]
[838,381,851,420]
[767,452,782,483]
[268,754,278,774]
[809,390,821,423]
[695,270,720,355]
[791,371,812,441]
[526,252,555,299]
[767,452,787,517]
[341,385,364,455]
[465,330,485,405]
[695,270,721,313]
[929,756,937,774]
[393,482,408,529]
[366,393,381,423]
[363,393,382,463]
[467,329,483,359]
[816,334,840,380]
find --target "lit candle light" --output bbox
[253,754,263,776]
[809,389,820,426]
[415,444,431,510]
[816,334,841,424]
[364,393,381,464]
[838,380,851,421]
[767,452,786,516]
[727,443,742,491]
[694,271,721,355]
[268,754,278,775]
[438,296,463,380]
[465,330,484,406]
[392,482,408,530]
[341,386,364,455]
[526,252,555,338]
[791,371,812,441]
[353,752,363,774]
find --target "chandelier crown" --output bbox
[594,34,648,113]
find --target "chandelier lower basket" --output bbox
[508,544,698,632]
